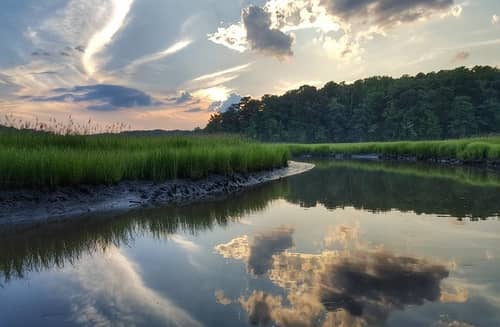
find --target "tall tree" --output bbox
[205,66,500,142]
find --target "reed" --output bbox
[0,130,289,188]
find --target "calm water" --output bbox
[1,160,500,327]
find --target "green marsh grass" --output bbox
[0,131,289,188]
[285,136,500,161]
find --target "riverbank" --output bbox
[297,153,500,169]
[287,137,500,169]
[0,161,314,228]
[0,131,289,188]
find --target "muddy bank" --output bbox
[0,161,314,227]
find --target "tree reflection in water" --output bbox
[1,159,498,290]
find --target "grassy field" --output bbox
[0,130,289,188]
[286,136,500,161]
[3,125,500,189]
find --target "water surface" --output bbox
[1,160,500,327]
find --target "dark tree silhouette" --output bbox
[206,66,500,142]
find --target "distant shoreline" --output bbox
[0,161,314,230]
[287,137,500,171]
[296,153,500,170]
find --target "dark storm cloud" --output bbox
[248,227,294,275]
[319,250,449,323]
[321,0,456,27]
[29,84,162,111]
[243,6,293,57]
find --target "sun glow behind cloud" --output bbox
[1,0,499,131]
[195,87,231,102]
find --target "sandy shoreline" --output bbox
[0,161,314,228]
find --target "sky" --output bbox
[0,0,499,131]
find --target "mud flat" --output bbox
[0,161,314,228]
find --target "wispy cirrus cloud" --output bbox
[192,63,252,83]
[2,0,134,95]
[82,0,134,78]
[186,63,252,91]
[123,39,193,73]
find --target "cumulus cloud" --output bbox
[215,290,232,306]
[265,0,340,33]
[208,93,242,113]
[210,6,293,58]
[452,51,470,63]
[209,24,248,53]
[29,84,162,111]
[243,6,294,57]
[209,0,459,60]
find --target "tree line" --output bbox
[205,66,500,142]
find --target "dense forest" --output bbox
[205,66,500,143]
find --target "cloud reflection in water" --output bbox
[216,224,467,326]
[63,247,202,327]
